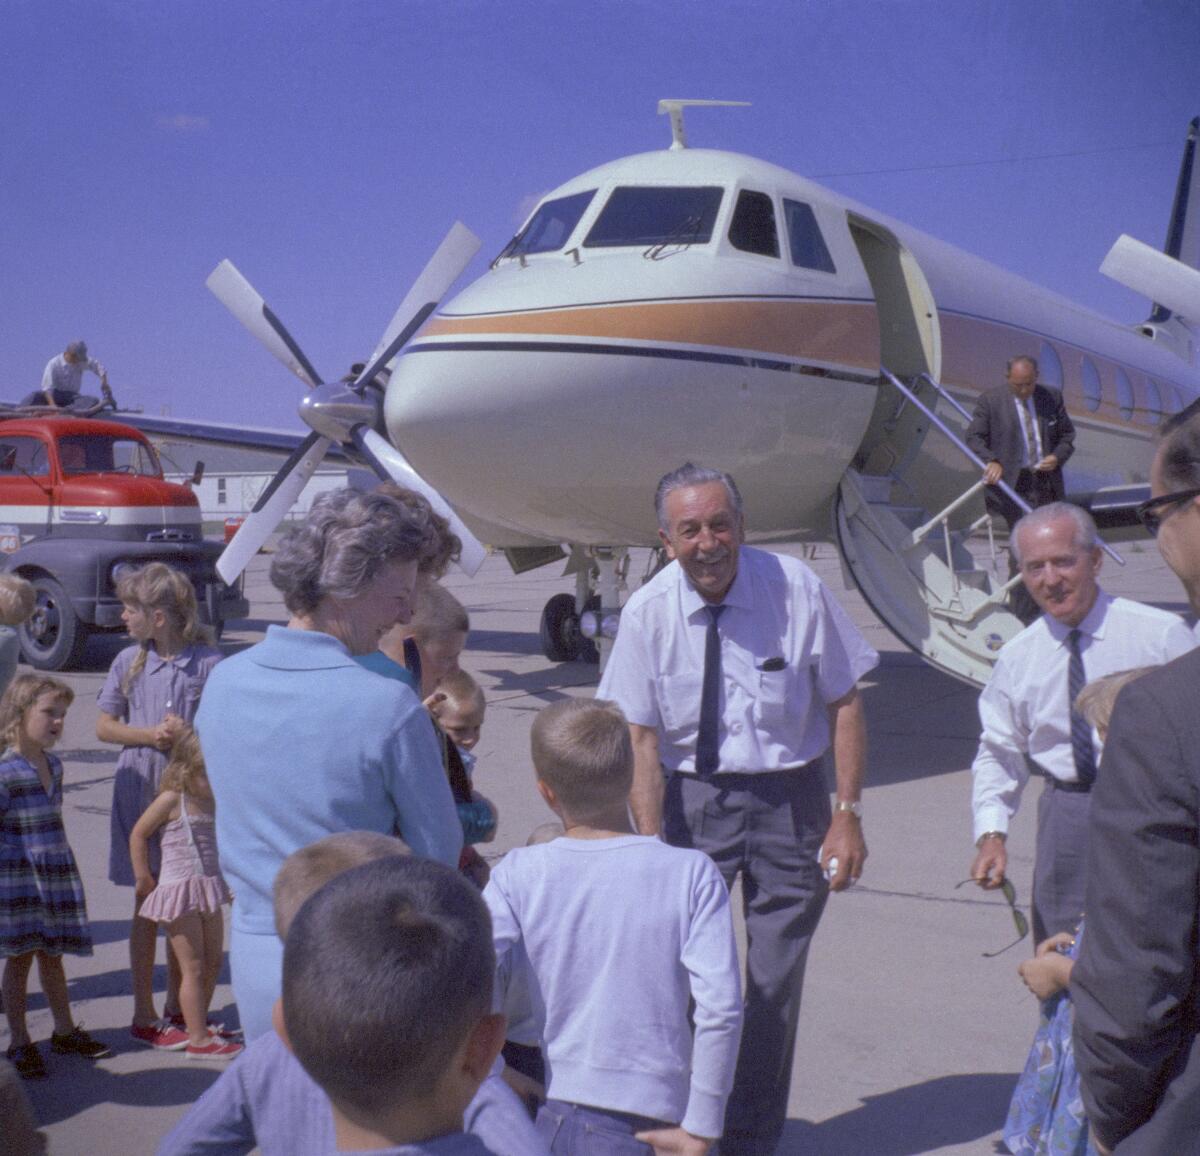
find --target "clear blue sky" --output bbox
[4,0,1199,429]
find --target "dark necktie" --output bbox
[1067,629,1097,786]
[696,604,726,774]
[1020,400,1038,467]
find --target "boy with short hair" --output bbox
[158,833,547,1156]
[430,669,486,755]
[484,698,743,1154]
[279,856,504,1153]
[431,670,496,849]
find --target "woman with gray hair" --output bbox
[194,488,461,1041]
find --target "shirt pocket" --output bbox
[181,675,207,718]
[659,672,703,742]
[753,666,794,727]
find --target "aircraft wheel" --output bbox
[539,593,599,664]
[20,576,89,671]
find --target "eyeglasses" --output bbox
[1137,487,1200,536]
[955,878,1029,957]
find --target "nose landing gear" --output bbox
[539,592,599,663]
[537,546,633,668]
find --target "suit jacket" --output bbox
[964,383,1076,499]
[1071,647,1200,1153]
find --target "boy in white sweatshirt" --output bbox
[483,698,743,1155]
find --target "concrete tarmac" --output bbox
[8,536,1186,1155]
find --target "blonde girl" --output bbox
[130,730,240,1061]
[0,574,35,699]
[1,675,110,1079]
[96,563,222,1049]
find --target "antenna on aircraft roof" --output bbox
[657,99,751,150]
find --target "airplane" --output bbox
[117,103,1200,687]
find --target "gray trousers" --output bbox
[1033,781,1091,943]
[664,765,831,1156]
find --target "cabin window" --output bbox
[728,190,779,257]
[58,436,160,477]
[499,190,596,258]
[0,437,48,478]
[1038,343,1063,389]
[583,186,724,248]
[217,477,227,506]
[1114,368,1135,421]
[783,200,836,273]
[1080,358,1102,412]
[1144,378,1163,426]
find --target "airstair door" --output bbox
[835,219,1023,686]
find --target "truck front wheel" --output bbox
[20,576,89,671]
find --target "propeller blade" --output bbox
[353,222,482,390]
[216,431,334,583]
[206,259,325,391]
[353,427,487,577]
[1101,233,1200,320]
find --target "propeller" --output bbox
[208,224,485,585]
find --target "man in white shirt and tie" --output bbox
[598,462,878,1155]
[968,501,1194,941]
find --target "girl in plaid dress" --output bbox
[1,675,109,1079]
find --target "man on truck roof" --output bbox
[24,340,110,409]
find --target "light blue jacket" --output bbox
[196,625,461,935]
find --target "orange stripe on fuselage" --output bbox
[426,298,1180,439]
[425,299,882,371]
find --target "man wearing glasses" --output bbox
[968,501,1193,942]
[1072,411,1200,1155]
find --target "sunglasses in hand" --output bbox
[956,877,1030,957]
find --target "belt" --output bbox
[670,763,817,781]
[1047,776,1091,794]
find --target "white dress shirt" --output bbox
[971,590,1195,840]
[598,546,879,774]
[41,352,106,396]
[1014,396,1043,466]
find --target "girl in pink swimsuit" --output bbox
[130,730,240,1062]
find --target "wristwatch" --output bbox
[976,830,1006,847]
[834,800,863,819]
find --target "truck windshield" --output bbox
[57,436,161,477]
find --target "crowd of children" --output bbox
[0,533,1158,1154]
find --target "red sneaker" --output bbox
[168,1012,243,1041]
[130,1021,190,1051]
[185,1037,244,1062]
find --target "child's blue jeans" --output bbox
[535,1100,666,1155]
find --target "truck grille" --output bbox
[145,529,197,543]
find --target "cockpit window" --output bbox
[783,199,836,273]
[728,190,779,257]
[499,190,597,258]
[584,186,724,248]
[57,436,161,477]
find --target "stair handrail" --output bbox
[913,371,973,423]
[879,367,1124,565]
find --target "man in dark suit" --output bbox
[1071,407,1200,1154]
[965,355,1077,620]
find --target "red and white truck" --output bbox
[0,412,248,669]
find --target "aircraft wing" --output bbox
[114,411,352,463]
[1066,483,1151,536]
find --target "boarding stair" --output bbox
[834,368,1121,687]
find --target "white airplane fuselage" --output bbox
[387,146,1200,548]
